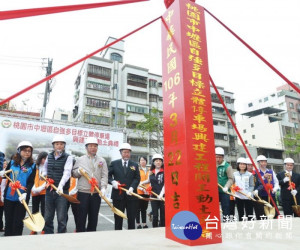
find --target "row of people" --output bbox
[216,146,300,221]
[0,136,165,236]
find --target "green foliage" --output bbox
[283,133,300,155]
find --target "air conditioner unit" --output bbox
[212,108,216,113]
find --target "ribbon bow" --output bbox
[146,186,152,193]
[89,177,99,193]
[117,182,126,195]
[9,181,26,196]
[46,178,55,191]
[265,183,273,192]
[232,186,241,192]
[288,182,296,191]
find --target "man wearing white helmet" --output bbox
[277,158,300,216]
[108,142,140,230]
[253,155,279,219]
[72,137,108,232]
[42,135,73,234]
[215,147,234,221]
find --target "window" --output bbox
[264,97,269,102]
[60,114,68,121]
[110,53,122,63]
[127,120,138,129]
[158,82,162,87]
[214,133,228,140]
[87,81,110,92]
[245,140,248,144]
[295,123,299,129]
[87,64,111,81]
[127,105,148,114]
[251,123,254,128]
[127,89,147,99]
[248,102,253,107]
[159,97,163,102]
[291,112,297,119]
[84,114,110,126]
[86,98,109,109]
[227,122,233,129]
[289,102,294,109]
[149,79,157,88]
[252,135,255,139]
[127,73,147,88]
[243,129,246,133]
[127,137,147,147]
[149,94,158,102]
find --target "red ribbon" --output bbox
[232,186,241,192]
[265,183,273,192]
[9,181,26,196]
[146,186,152,194]
[288,182,296,191]
[118,182,126,195]
[89,177,99,193]
[46,178,55,191]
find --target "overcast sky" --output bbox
[1,0,299,121]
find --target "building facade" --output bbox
[73,37,238,164]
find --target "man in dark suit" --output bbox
[277,158,300,216]
[108,143,140,230]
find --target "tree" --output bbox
[283,133,300,157]
[135,108,164,154]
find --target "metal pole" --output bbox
[42,58,53,118]
[114,61,119,128]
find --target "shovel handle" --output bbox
[237,190,256,201]
[139,184,165,202]
[286,173,298,206]
[119,187,144,199]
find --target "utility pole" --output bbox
[42,58,53,118]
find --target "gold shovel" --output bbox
[139,184,165,202]
[286,173,300,216]
[264,176,275,219]
[79,169,127,219]
[254,193,273,208]
[40,175,80,204]
[5,171,45,232]
[119,187,161,201]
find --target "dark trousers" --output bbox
[77,192,101,232]
[229,199,236,216]
[282,198,299,217]
[0,206,3,230]
[113,197,138,230]
[32,195,45,216]
[44,189,68,234]
[236,198,254,221]
[219,192,230,221]
[4,199,26,236]
[66,200,79,231]
[151,200,165,228]
[136,195,149,224]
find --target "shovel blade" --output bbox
[111,207,128,219]
[23,212,45,232]
[264,206,275,219]
[292,205,300,217]
[62,193,80,204]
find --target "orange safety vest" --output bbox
[230,183,236,201]
[137,167,150,195]
[69,177,77,198]
[31,167,46,196]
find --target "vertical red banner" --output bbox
[161,0,222,246]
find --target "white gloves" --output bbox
[291,190,297,196]
[138,186,144,191]
[101,188,106,195]
[272,187,278,194]
[0,170,5,177]
[77,167,85,175]
[247,192,253,197]
[32,182,47,195]
[253,190,258,196]
[126,187,134,196]
[158,187,165,200]
[222,187,228,193]
[69,188,78,196]
[112,180,119,190]
[283,177,290,183]
[0,195,4,203]
[56,185,63,195]
[18,193,27,203]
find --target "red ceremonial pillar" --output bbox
[161,0,222,246]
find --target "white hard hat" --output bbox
[17,141,33,150]
[245,158,252,165]
[215,147,224,155]
[284,158,294,164]
[85,137,98,146]
[52,135,66,144]
[152,153,163,161]
[119,143,132,151]
[256,155,267,162]
[237,157,247,164]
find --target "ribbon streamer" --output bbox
[118,183,126,195]
[0,0,148,20]
[89,177,99,193]
[9,181,26,196]
[46,178,55,191]
[288,182,296,190]
[232,186,241,192]
[146,186,152,193]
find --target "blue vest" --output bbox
[47,152,70,190]
[5,160,35,202]
[259,169,274,197]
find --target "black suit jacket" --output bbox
[277,171,300,201]
[108,159,140,200]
